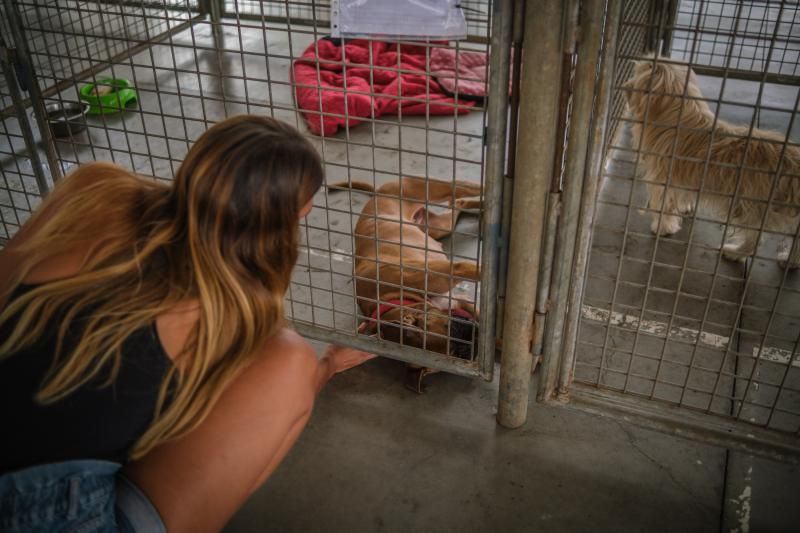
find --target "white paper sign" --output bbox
[331,0,467,40]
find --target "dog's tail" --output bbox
[327,181,375,195]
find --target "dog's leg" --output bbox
[368,259,480,298]
[452,197,482,212]
[774,210,800,269]
[399,176,483,203]
[778,237,800,269]
[415,198,482,240]
[651,213,683,236]
[456,300,479,318]
[647,183,683,236]
[722,227,758,263]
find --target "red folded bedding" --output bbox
[292,38,479,136]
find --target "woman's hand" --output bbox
[323,345,376,374]
[315,345,376,393]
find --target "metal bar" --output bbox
[497,0,564,428]
[532,0,580,358]
[477,0,514,380]
[0,39,49,195]
[532,190,560,355]
[690,64,800,86]
[566,384,800,464]
[554,0,621,397]
[495,0,526,339]
[208,0,224,46]
[0,16,204,120]
[3,0,62,181]
[292,322,481,379]
[95,0,199,11]
[660,0,679,56]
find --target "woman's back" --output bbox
[0,171,181,474]
[0,281,172,473]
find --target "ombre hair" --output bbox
[0,115,323,458]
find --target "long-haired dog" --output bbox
[622,57,800,268]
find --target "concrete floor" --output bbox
[225,345,800,533]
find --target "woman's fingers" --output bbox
[324,345,377,374]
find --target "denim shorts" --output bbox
[0,460,166,532]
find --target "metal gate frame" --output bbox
[524,0,800,464]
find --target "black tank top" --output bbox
[0,284,173,474]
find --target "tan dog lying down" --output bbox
[329,176,482,389]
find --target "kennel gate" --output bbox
[0,1,517,382]
[531,0,800,462]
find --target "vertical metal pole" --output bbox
[2,0,63,182]
[478,0,513,379]
[660,0,679,56]
[556,0,621,396]
[0,40,49,195]
[208,0,225,47]
[495,0,526,340]
[497,1,564,428]
[538,0,609,400]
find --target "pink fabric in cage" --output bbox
[429,46,514,98]
[292,38,477,137]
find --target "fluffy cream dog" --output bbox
[622,57,800,267]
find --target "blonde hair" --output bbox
[0,115,323,459]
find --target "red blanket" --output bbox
[292,38,478,136]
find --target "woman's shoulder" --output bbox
[0,162,148,287]
[251,329,318,381]
[50,161,142,200]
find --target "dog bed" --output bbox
[292,38,483,136]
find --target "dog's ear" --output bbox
[621,75,636,92]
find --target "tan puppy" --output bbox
[623,57,800,267]
[329,176,482,390]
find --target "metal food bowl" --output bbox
[42,102,90,138]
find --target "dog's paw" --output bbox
[454,261,480,281]
[722,242,750,264]
[777,249,800,270]
[453,197,482,214]
[650,215,682,236]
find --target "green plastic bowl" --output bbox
[79,78,138,115]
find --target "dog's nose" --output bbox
[450,319,478,359]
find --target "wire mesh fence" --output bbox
[0,101,43,244]
[670,0,800,81]
[0,0,503,376]
[573,0,800,443]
